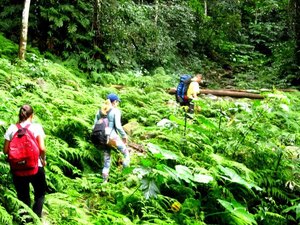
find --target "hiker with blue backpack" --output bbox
[176,74,203,113]
[92,93,129,183]
[3,104,47,218]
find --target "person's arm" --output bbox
[37,135,46,166]
[3,125,14,154]
[3,139,9,154]
[113,109,127,144]
[188,82,200,99]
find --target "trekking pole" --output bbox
[181,106,188,155]
[184,107,187,137]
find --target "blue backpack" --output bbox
[176,74,192,103]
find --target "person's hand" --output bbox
[41,157,47,167]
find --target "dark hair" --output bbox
[18,104,34,123]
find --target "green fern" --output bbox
[44,192,91,224]
[92,209,134,225]
[3,189,42,225]
[0,205,13,225]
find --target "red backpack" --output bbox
[8,124,40,176]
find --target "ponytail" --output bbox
[101,99,112,116]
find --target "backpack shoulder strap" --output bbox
[24,124,39,146]
[96,110,102,121]
[16,123,31,129]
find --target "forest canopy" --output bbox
[0,0,299,87]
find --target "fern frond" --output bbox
[266,187,290,203]
[3,189,42,225]
[45,192,91,224]
[92,209,134,225]
[0,205,13,225]
[255,211,286,224]
[0,159,10,174]
[46,169,66,192]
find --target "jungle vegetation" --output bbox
[0,0,299,224]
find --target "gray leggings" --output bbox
[102,136,130,180]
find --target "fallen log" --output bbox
[168,88,264,99]
[217,88,298,93]
[200,89,264,99]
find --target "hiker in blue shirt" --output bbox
[94,93,130,183]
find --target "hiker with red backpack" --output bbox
[3,104,47,218]
[93,93,129,183]
[176,73,203,113]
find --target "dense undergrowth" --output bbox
[0,35,299,225]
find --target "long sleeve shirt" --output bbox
[94,107,127,138]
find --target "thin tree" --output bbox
[18,0,31,60]
[204,0,207,16]
[93,0,102,46]
[295,0,300,65]
[155,0,159,25]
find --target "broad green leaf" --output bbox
[141,159,153,167]
[160,150,179,160]
[189,123,211,135]
[157,164,181,183]
[133,167,151,179]
[193,174,213,183]
[252,100,261,108]
[122,166,135,175]
[218,199,257,225]
[175,165,194,183]
[280,104,289,112]
[218,166,262,191]
[196,114,218,129]
[147,143,163,154]
[147,143,179,160]
[140,178,160,199]
[169,114,187,126]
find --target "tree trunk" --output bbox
[168,87,298,99]
[198,89,264,99]
[18,0,31,60]
[294,0,300,65]
[93,0,102,46]
[155,0,159,25]
[204,0,207,16]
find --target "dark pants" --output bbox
[12,167,47,217]
[180,100,194,114]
